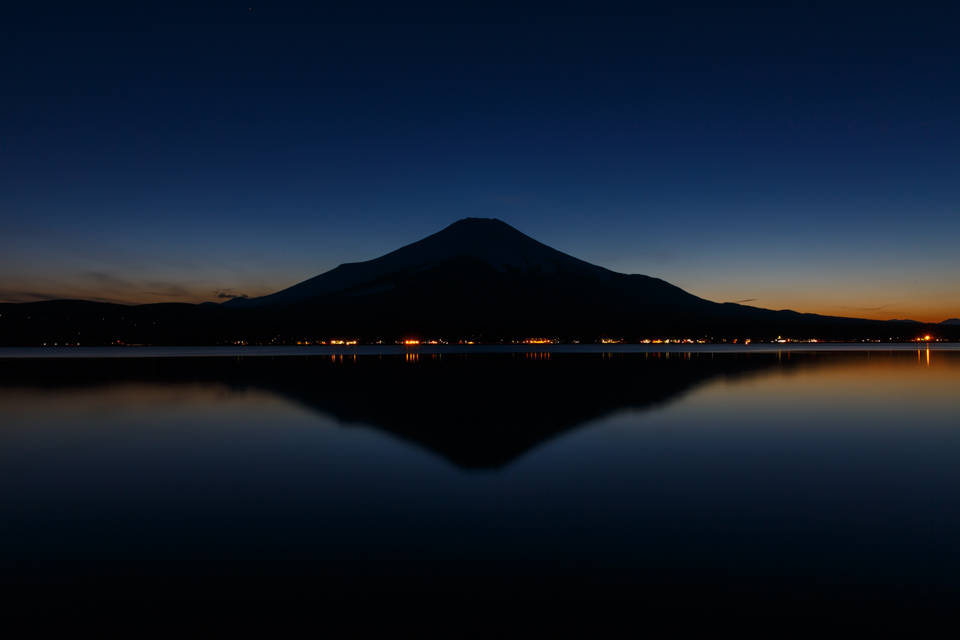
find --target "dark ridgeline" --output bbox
[1,218,954,345]
[0,352,784,468]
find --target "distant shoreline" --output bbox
[1,343,958,358]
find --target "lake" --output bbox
[1,348,958,635]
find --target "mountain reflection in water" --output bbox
[2,352,780,468]
[260,352,784,468]
[1,351,959,636]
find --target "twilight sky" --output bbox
[1,1,958,321]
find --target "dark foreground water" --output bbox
[1,350,958,636]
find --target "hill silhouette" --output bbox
[1,219,953,345]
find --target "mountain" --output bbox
[942,318,960,325]
[226,218,619,307]
[217,218,857,338]
[221,217,724,326]
[3,218,956,345]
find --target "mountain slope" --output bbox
[219,217,823,334]
[218,217,756,335]
[211,217,932,339]
[4,219,950,345]
[226,218,618,307]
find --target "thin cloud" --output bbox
[215,288,248,300]
[84,271,132,287]
[838,303,900,311]
[143,282,191,298]
[0,289,66,303]
[0,288,130,305]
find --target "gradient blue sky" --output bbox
[2,1,958,321]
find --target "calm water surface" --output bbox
[1,351,958,635]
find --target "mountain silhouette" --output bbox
[225,218,616,307]
[222,217,715,333]
[214,218,901,340]
[1,218,953,345]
